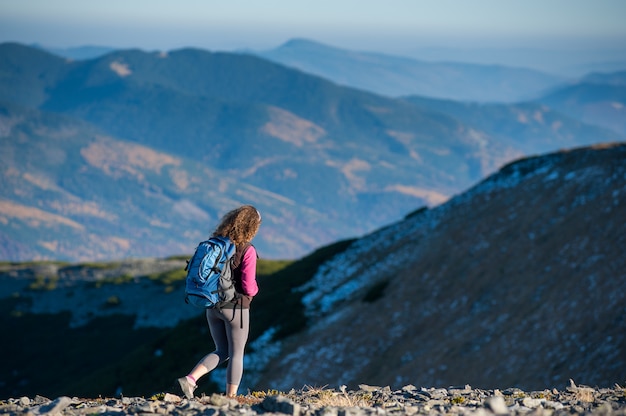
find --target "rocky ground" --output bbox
[2,381,625,416]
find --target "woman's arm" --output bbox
[239,245,259,296]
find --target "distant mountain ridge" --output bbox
[581,70,626,86]
[401,96,623,155]
[536,71,626,136]
[0,42,622,261]
[33,43,116,60]
[255,38,566,102]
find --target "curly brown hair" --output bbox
[212,205,261,247]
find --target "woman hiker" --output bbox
[178,204,262,399]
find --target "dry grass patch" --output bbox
[243,386,374,409]
[574,387,596,403]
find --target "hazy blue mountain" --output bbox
[567,59,626,79]
[0,102,356,261]
[34,43,116,60]
[0,43,69,107]
[404,45,626,78]
[0,42,621,261]
[254,38,567,102]
[581,70,626,86]
[535,70,626,136]
[402,96,624,155]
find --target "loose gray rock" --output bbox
[262,395,302,416]
[2,384,626,416]
[31,396,72,415]
[486,396,509,414]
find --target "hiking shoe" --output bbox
[177,376,196,399]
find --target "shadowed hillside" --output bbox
[254,143,626,391]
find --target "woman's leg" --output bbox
[223,307,250,395]
[226,383,239,398]
[188,308,230,380]
[181,307,250,397]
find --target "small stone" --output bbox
[182,400,205,410]
[33,395,50,405]
[134,401,156,413]
[522,397,544,408]
[162,393,181,403]
[262,395,301,416]
[208,393,231,406]
[19,397,31,406]
[315,407,339,416]
[399,405,417,415]
[32,396,72,416]
[486,396,509,414]
[502,388,523,396]
[545,400,565,410]
[338,407,366,416]
[429,389,448,399]
[358,384,382,392]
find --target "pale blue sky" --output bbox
[1,0,625,69]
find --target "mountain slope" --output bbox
[0,43,621,260]
[402,96,624,155]
[255,39,566,102]
[38,46,484,169]
[254,143,626,391]
[0,102,350,260]
[0,43,69,107]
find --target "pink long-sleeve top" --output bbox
[237,245,258,297]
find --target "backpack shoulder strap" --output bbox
[232,242,252,269]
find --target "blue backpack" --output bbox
[184,236,237,309]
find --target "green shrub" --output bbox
[93,274,134,288]
[257,259,293,276]
[104,296,121,307]
[77,262,120,269]
[147,268,186,286]
[27,275,59,291]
